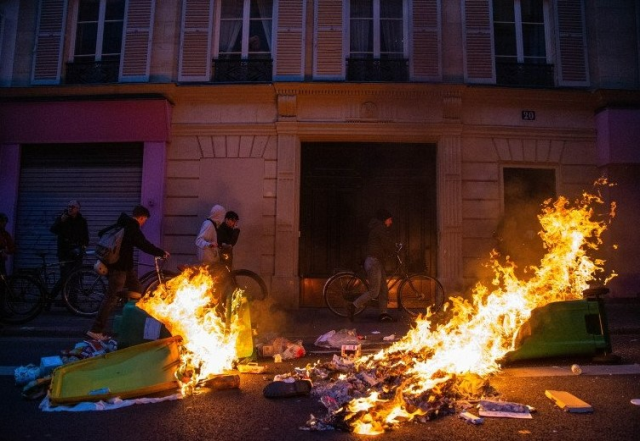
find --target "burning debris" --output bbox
[137,265,249,394]
[299,182,616,434]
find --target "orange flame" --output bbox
[137,266,243,394]
[346,182,616,434]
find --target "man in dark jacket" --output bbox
[87,205,169,341]
[50,200,89,293]
[217,210,240,268]
[348,209,397,322]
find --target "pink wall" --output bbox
[596,108,640,165]
[0,99,171,144]
[0,98,171,251]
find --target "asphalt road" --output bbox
[1,333,639,441]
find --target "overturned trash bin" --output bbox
[49,336,182,406]
[504,287,612,362]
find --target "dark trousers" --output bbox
[91,268,142,333]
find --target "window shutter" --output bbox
[119,0,156,82]
[462,0,494,83]
[556,0,588,86]
[31,0,67,85]
[412,0,441,81]
[274,0,305,80]
[313,0,344,79]
[178,0,213,82]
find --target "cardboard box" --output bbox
[545,390,593,413]
[341,344,361,358]
[40,356,64,376]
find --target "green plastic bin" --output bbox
[504,298,611,361]
[114,300,172,349]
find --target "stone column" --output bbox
[437,134,464,294]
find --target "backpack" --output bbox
[95,224,125,265]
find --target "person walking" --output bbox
[0,213,16,276]
[347,209,397,323]
[195,204,226,266]
[87,205,169,341]
[49,200,89,293]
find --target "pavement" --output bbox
[1,298,638,350]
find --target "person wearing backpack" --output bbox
[87,205,169,341]
[195,204,226,265]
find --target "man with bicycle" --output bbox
[87,205,169,341]
[49,200,89,295]
[347,209,397,323]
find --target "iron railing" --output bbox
[346,58,409,82]
[212,58,273,82]
[65,60,120,84]
[496,61,555,87]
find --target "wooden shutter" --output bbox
[274,0,305,80]
[31,0,67,85]
[178,0,213,82]
[313,0,343,79]
[556,0,588,86]
[119,0,155,82]
[412,0,441,81]
[463,0,494,83]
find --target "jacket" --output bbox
[101,213,165,271]
[366,218,396,261]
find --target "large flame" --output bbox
[343,180,617,434]
[137,266,245,393]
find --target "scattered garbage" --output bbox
[263,379,312,398]
[237,362,266,374]
[459,411,484,425]
[631,398,640,406]
[545,390,593,413]
[255,336,306,360]
[340,344,361,359]
[314,329,359,348]
[477,399,534,419]
[571,364,582,375]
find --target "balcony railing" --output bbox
[346,58,409,82]
[496,61,555,87]
[212,58,273,82]
[65,60,120,84]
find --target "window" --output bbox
[214,0,273,81]
[347,0,407,81]
[67,0,125,83]
[493,0,553,86]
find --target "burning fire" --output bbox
[321,180,617,434]
[137,265,246,394]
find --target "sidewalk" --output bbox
[1,298,638,347]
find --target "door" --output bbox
[299,142,437,305]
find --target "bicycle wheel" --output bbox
[323,272,368,317]
[398,274,445,317]
[143,270,178,296]
[63,268,107,316]
[1,274,45,324]
[231,269,268,301]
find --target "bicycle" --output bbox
[1,250,100,323]
[323,243,445,318]
[0,272,46,324]
[62,256,176,316]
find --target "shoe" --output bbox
[346,303,356,322]
[86,331,110,341]
[378,313,396,322]
[263,379,312,398]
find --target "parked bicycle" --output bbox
[0,250,100,324]
[323,243,445,318]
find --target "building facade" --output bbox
[1,0,639,306]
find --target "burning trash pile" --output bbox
[137,264,252,394]
[298,182,617,434]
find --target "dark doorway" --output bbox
[496,167,556,275]
[299,142,437,306]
